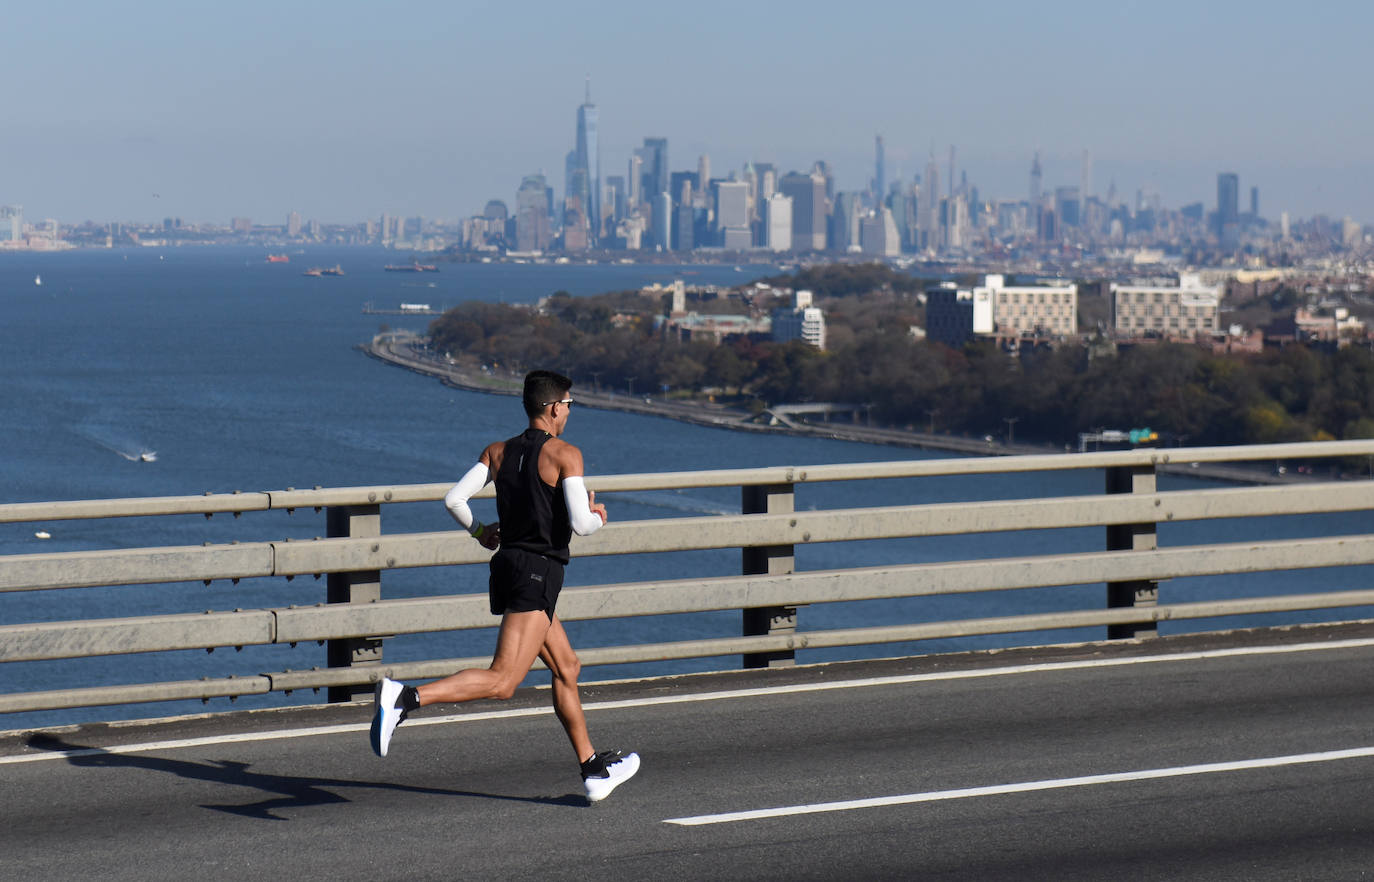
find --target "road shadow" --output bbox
[25,733,588,821]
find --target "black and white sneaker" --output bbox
[581,749,641,802]
[370,677,408,757]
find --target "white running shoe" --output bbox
[581,749,641,803]
[370,678,407,757]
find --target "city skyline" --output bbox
[2,0,1369,224]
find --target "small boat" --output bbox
[266,254,290,263]
[34,275,42,286]
[320,264,345,276]
[140,452,157,463]
[303,267,324,277]
[384,262,438,272]
[34,531,51,540]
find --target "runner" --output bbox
[370,370,640,803]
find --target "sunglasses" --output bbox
[541,398,574,408]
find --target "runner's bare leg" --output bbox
[416,610,551,704]
[539,614,594,762]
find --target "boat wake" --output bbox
[78,427,158,463]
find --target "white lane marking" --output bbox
[663,746,1374,826]
[4,636,1374,766]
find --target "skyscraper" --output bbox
[1055,186,1080,228]
[627,155,642,209]
[652,191,673,252]
[715,180,750,248]
[572,79,600,244]
[0,205,22,242]
[1029,152,1042,207]
[764,193,793,252]
[1217,173,1239,227]
[921,151,940,250]
[754,163,777,205]
[516,173,552,252]
[874,135,885,205]
[638,138,669,203]
[832,192,864,252]
[779,170,827,251]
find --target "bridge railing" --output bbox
[2,440,1374,716]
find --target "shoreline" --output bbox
[359,333,1303,485]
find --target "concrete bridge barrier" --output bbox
[2,440,1373,717]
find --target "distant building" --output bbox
[1055,187,1080,229]
[484,200,509,224]
[604,176,625,223]
[771,289,827,350]
[1217,172,1240,246]
[779,170,827,251]
[652,191,673,251]
[1110,273,1221,339]
[926,275,1076,345]
[638,138,669,203]
[831,192,864,253]
[920,152,941,250]
[658,312,771,344]
[515,174,552,252]
[925,284,991,348]
[987,275,1077,338]
[1292,306,1365,343]
[0,205,22,242]
[873,134,885,204]
[626,155,643,209]
[1343,217,1363,248]
[562,196,589,251]
[572,81,601,244]
[860,207,900,257]
[286,211,301,238]
[764,193,793,252]
[714,180,750,248]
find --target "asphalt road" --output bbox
[5,625,1374,881]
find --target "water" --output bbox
[3,246,1372,730]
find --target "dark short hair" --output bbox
[522,370,572,417]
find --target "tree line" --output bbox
[428,273,1374,448]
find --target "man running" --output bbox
[370,370,640,803]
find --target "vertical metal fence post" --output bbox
[1104,463,1158,639]
[741,482,797,668]
[325,504,382,701]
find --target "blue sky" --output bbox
[2,0,1368,224]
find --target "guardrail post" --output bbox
[326,504,383,701]
[741,482,797,668]
[1104,463,1158,639]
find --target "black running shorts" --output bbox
[488,546,564,619]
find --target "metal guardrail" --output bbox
[3,440,1374,715]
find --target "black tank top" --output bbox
[495,428,571,564]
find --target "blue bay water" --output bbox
[2,246,1372,729]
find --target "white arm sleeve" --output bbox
[444,462,490,534]
[562,476,604,536]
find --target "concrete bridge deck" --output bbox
[6,622,1374,881]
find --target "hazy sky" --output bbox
[3,0,1370,225]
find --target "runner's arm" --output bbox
[562,476,606,536]
[444,462,493,539]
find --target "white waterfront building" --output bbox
[771,289,827,350]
